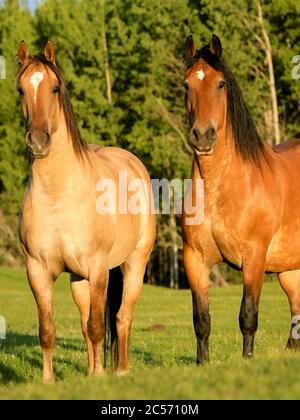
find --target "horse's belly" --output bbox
[107,214,149,269]
[266,231,300,272]
[21,210,146,277]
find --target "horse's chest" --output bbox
[21,200,105,270]
[211,215,242,267]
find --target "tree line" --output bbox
[0,0,299,287]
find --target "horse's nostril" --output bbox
[209,127,216,137]
[193,128,200,141]
[45,131,51,144]
[26,131,33,147]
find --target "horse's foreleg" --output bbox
[115,257,145,376]
[87,267,108,376]
[183,245,211,364]
[70,275,94,375]
[27,263,56,384]
[240,247,266,358]
[279,271,300,350]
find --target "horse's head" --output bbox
[184,34,227,156]
[17,41,61,158]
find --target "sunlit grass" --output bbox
[0,267,299,399]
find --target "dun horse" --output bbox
[17,41,155,383]
[182,34,300,364]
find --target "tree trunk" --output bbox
[100,0,112,105]
[210,264,228,287]
[169,189,179,289]
[263,109,273,146]
[256,0,280,145]
[163,245,168,287]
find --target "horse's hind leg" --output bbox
[70,275,94,375]
[26,262,56,384]
[279,270,300,350]
[87,266,109,376]
[115,254,147,376]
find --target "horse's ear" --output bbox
[184,35,196,61]
[44,41,56,64]
[210,34,222,59]
[18,41,31,66]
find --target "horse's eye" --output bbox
[218,80,226,89]
[18,87,24,96]
[53,86,59,94]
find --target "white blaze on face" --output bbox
[30,71,44,103]
[196,69,205,80]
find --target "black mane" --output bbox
[186,44,264,165]
[16,53,87,157]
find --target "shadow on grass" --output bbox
[3,332,39,347]
[131,348,162,367]
[176,355,195,366]
[0,331,87,385]
[2,331,85,350]
[0,361,24,385]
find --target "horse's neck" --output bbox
[194,131,234,185]
[195,131,274,208]
[194,131,250,201]
[30,114,85,196]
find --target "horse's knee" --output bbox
[87,318,101,344]
[192,294,211,340]
[193,311,211,340]
[117,313,132,330]
[39,321,55,349]
[116,310,132,335]
[239,295,258,336]
[80,315,88,333]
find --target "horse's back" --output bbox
[273,138,300,156]
[88,145,151,184]
[265,137,300,271]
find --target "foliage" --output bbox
[0,0,35,213]
[0,1,299,286]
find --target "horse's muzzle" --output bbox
[26,130,51,158]
[189,127,217,155]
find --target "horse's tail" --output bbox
[105,266,123,371]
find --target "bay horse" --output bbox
[182,34,300,364]
[17,41,155,383]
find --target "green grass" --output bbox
[0,267,299,400]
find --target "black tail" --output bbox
[105,266,123,371]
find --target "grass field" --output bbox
[0,267,300,400]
